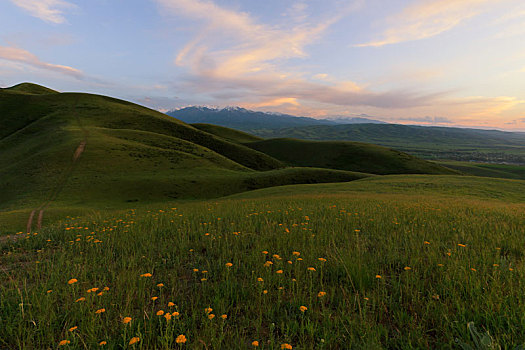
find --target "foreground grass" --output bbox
[1,187,525,348]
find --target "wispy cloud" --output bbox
[155,0,440,110]
[0,45,83,79]
[357,0,502,47]
[9,0,76,24]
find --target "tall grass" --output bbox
[1,192,524,348]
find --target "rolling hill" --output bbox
[245,138,458,175]
[0,83,373,212]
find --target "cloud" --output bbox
[156,0,440,110]
[0,45,83,79]
[357,0,502,47]
[9,0,76,24]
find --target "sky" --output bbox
[1,0,524,131]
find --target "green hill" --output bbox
[0,84,370,212]
[4,82,58,95]
[245,138,458,175]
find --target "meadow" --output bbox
[2,177,525,349]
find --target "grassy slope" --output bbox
[435,160,525,180]
[246,138,458,175]
[1,175,524,348]
[228,175,525,203]
[1,85,374,213]
[191,123,263,143]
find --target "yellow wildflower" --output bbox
[281,344,293,349]
[99,341,107,346]
[221,314,227,319]
[59,340,70,346]
[225,262,233,267]
[208,313,215,320]
[67,279,78,285]
[157,283,164,287]
[164,313,172,321]
[404,266,411,270]
[156,310,164,316]
[123,317,132,324]
[75,297,85,302]
[318,291,326,297]
[129,337,140,345]
[299,306,307,312]
[307,267,316,272]
[168,302,175,307]
[252,340,259,347]
[176,334,187,343]
[95,308,105,314]
[140,273,152,277]
[68,326,78,332]
[276,270,283,274]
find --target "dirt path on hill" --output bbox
[25,99,89,232]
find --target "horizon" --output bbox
[1,0,524,131]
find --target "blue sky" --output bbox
[1,0,524,130]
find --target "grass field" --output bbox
[1,176,524,349]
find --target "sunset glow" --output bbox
[1,0,524,130]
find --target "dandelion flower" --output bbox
[307,267,316,272]
[87,287,99,293]
[193,268,199,272]
[292,251,300,256]
[156,310,164,316]
[375,275,382,279]
[201,278,207,282]
[68,279,78,285]
[299,306,307,312]
[168,302,175,307]
[46,290,53,293]
[221,314,227,319]
[424,241,430,245]
[252,340,259,346]
[404,266,411,270]
[257,277,264,282]
[103,286,110,291]
[281,344,293,349]
[264,261,273,267]
[205,307,213,313]
[99,341,107,346]
[123,317,132,324]
[172,311,180,317]
[157,283,164,287]
[225,263,233,267]
[318,291,326,297]
[208,313,215,320]
[75,297,85,302]
[164,313,172,321]
[129,337,140,345]
[276,270,283,274]
[297,258,303,261]
[176,334,187,343]
[59,340,70,346]
[263,290,268,294]
[318,258,327,262]
[95,308,106,314]
[458,243,466,247]
[151,296,158,301]
[140,273,152,278]
[470,268,477,272]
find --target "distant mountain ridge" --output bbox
[166,106,384,129]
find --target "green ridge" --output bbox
[246,138,459,175]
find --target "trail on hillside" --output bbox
[25,98,89,232]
